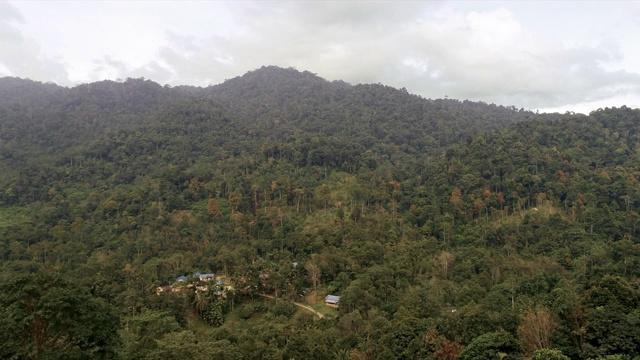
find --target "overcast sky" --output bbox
[2,1,640,114]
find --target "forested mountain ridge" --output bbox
[1,66,639,359]
[0,66,538,158]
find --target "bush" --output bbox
[272,300,297,317]
[531,349,570,360]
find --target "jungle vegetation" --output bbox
[0,66,639,359]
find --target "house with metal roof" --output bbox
[194,272,216,281]
[325,294,340,307]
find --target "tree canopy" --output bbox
[0,66,639,359]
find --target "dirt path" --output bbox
[258,293,324,319]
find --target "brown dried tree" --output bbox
[518,306,556,356]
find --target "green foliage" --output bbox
[459,330,521,360]
[531,349,570,360]
[155,335,242,360]
[583,276,640,358]
[272,300,298,317]
[2,68,640,358]
[0,272,121,359]
[0,206,29,231]
[202,300,226,327]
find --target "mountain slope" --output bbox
[1,67,639,359]
[0,66,543,158]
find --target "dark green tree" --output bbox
[583,276,640,358]
[531,348,570,360]
[459,329,521,360]
[0,272,121,359]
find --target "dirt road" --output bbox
[258,294,324,319]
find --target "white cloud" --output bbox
[391,7,640,108]
[0,2,68,82]
[4,1,640,112]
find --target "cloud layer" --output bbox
[2,1,640,113]
[0,2,68,82]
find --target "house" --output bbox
[200,273,215,281]
[175,275,188,282]
[325,295,340,307]
[194,272,216,281]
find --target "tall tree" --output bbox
[518,306,556,356]
[0,272,121,360]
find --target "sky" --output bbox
[1,1,640,114]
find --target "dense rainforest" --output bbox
[0,66,639,360]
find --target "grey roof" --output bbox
[176,276,188,282]
[325,295,340,303]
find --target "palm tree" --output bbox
[193,290,210,316]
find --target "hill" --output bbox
[0,67,639,359]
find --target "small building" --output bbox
[194,272,216,281]
[325,295,340,307]
[175,275,188,282]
